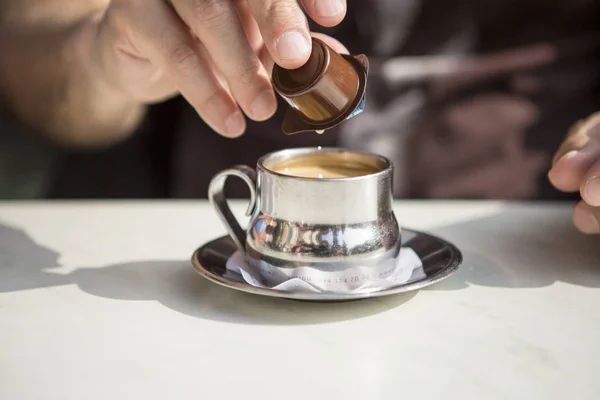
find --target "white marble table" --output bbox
[0,201,599,399]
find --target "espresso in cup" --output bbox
[266,150,382,179]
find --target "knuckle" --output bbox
[106,10,142,54]
[109,14,137,45]
[261,0,304,31]
[236,58,262,87]
[199,91,224,113]
[583,112,600,139]
[189,0,233,28]
[569,130,591,150]
[166,44,201,77]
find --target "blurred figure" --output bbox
[0,0,599,233]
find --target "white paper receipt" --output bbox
[225,248,425,294]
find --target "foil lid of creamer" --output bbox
[271,37,369,135]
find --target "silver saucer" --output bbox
[191,228,462,302]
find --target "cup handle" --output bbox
[208,165,258,254]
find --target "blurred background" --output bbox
[1,0,599,200]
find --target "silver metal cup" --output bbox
[208,147,401,293]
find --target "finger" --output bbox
[552,111,600,165]
[552,121,592,165]
[548,145,600,193]
[573,201,600,235]
[172,0,276,121]
[258,45,275,77]
[235,0,347,89]
[235,0,263,53]
[300,0,346,27]
[549,111,600,191]
[247,0,312,69]
[133,1,245,137]
[311,32,348,54]
[258,32,348,76]
[581,157,600,207]
[584,111,600,139]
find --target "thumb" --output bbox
[573,201,600,235]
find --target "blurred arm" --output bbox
[0,0,145,147]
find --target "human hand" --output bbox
[548,112,600,234]
[87,0,347,138]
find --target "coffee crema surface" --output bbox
[267,152,382,179]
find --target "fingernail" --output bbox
[583,176,600,207]
[548,150,578,185]
[276,31,311,61]
[225,111,245,137]
[314,0,345,17]
[251,91,276,120]
[573,207,599,234]
[553,150,578,168]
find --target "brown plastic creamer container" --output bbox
[272,38,369,135]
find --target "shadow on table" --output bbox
[76,261,419,325]
[0,222,415,325]
[0,223,65,290]
[1,205,599,324]
[424,204,600,291]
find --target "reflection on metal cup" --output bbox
[208,147,401,293]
